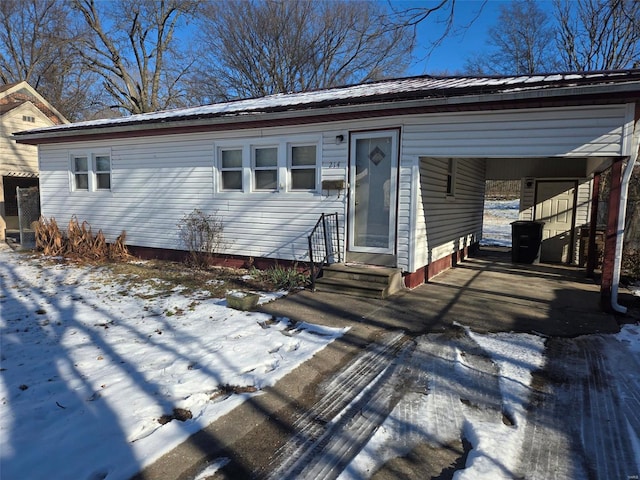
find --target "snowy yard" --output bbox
[481,199,519,247]
[0,248,346,479]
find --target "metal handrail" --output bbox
[308,212,341,290]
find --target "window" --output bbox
[95,154,111,190]
[70,152,111,192]
[215,136,320,194]
[289,145,317,190]
[220,149,243,191]
[22,115,35,123]
[446,158,456,197]
[72,155,89,191]
[253,147,278,191]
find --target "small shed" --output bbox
[14,71,640,310]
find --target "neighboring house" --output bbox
[0,82,68,240]
[14,71,640,309]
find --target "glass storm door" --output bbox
[348,130,398,254]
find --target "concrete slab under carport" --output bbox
[261,247,621,337]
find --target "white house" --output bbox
[0,82,68,239]
[14,71,640,310]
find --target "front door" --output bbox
[348,130,398,257]
[535,180,577,263]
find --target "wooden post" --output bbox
[600,158,623,310]
[586,172,601,278]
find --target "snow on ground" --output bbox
[481,199,519,247]
[0,248,347,480]
[341,324,640,479]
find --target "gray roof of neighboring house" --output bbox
[13,70,640,141]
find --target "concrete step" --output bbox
[314,264,403,299]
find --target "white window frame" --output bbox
[214,135,321,194]
[69,150,112,192]
[252,145,279,192]
[288,143,319,192]
[94,153,111,191]
[71,154,89,191]
[218,147,244,191]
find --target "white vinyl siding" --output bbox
[36,103,631,272]
[413,157,486,266]
[401,105,629,158]
[40,131,337,263]
[574,179,592,265]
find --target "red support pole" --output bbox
[586,172,601,278]
[600,159,623,310]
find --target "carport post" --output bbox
[586,172,601,278]
[600,158,622,310]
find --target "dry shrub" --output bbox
[34,217,65,256]
[66,218,94,257]
[177,209,225,268]
[108,232,129,260]
[34,216,130,261]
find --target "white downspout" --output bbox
[611,104,639,313]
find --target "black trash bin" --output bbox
[511,221,544,263]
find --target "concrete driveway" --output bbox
[136,249,639,480]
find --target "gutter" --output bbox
[611,103,639,313]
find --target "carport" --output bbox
[260,247,621,337]
[483,152,636,314]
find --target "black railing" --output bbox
[308,212,341,290]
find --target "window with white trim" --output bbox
[70,152,111,192]
[95,154,111,190]
[220,148,243,191]
[446,158,456,197]
[72,155,89,191]
[215,136,320,194]
[289,145,317,190]
[253,146,278,191]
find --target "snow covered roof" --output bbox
[13,70,640,142]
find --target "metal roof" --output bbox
[13,70,640,140]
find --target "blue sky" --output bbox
[405,0,554,75]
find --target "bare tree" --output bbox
[189,0,413,102]
[464,0,558,75]
[554,0,640,71]
[387,0,486,67]
[71,0,199,114]
[0,0,98,120]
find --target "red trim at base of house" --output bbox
[127,245,305,271]
[402,242,479,289]
[403,266,427,289]
[130,241,480,289]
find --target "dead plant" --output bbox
[34,217,65,256]
[33,216,130,262]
